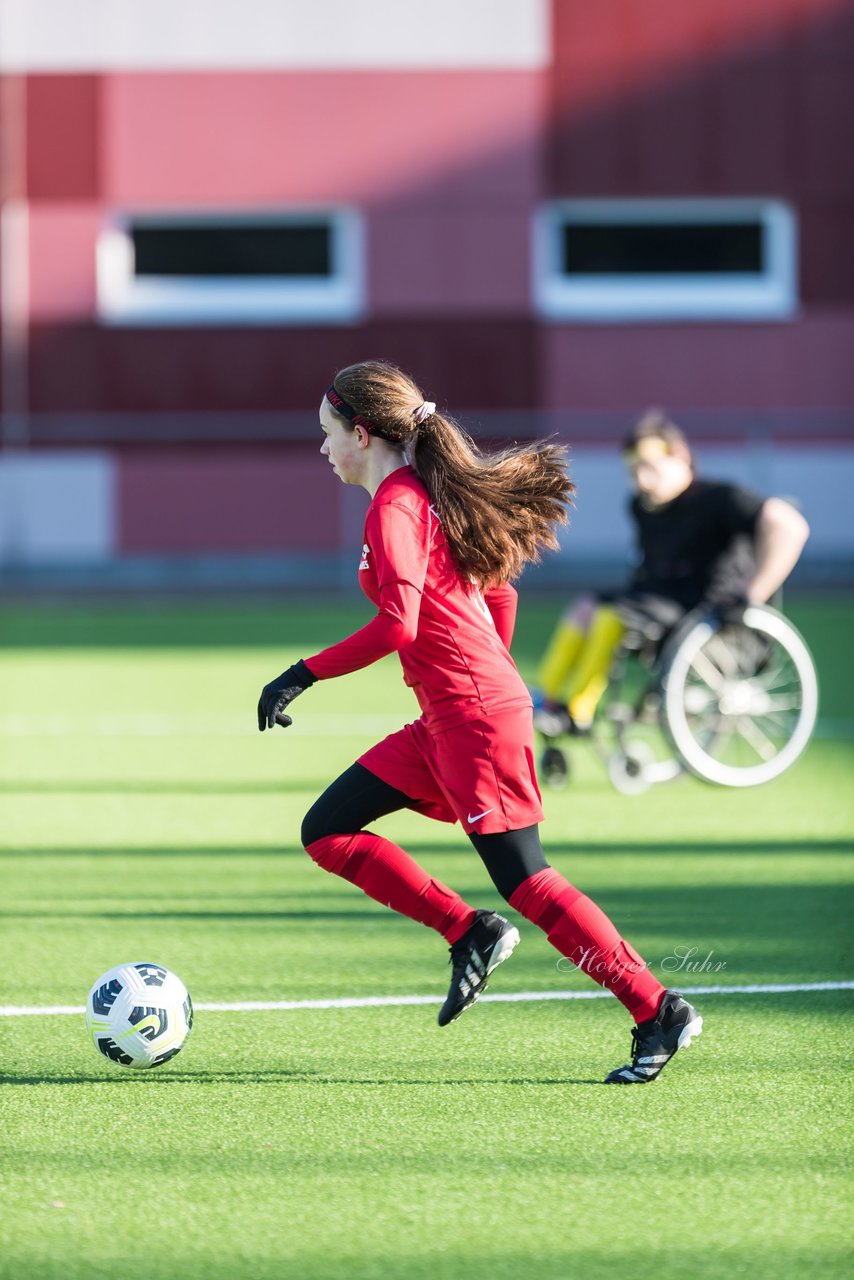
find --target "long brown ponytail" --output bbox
[328,360,574,586]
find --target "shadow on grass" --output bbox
[2,880,849,988]
[0,1070,604,1087]
[0,907,395,921]
[0,839,851,858]
[1,877,852,941]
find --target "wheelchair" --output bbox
[538,603,819,795]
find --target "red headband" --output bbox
[325,384,402,443]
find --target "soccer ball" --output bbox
[85,961,193,1069]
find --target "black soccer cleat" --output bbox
[438,910,520,1027]
[604,990,703,1084]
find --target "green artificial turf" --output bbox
[0,594,852,1280]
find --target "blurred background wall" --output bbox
[0,0,852,590]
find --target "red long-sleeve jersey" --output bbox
[305,465,532,731]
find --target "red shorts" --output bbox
[358,707,545,836]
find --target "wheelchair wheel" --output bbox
[607,739,683,795]
[607,740,655,795]
[660,605,818,787]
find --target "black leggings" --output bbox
[301,763,549,901]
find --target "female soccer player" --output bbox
[257,361,702,1084]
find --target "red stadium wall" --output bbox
[0,0,852,571]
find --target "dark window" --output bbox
[131,222,332,278]
[561,222,763,276]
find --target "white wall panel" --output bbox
[0,0,549,70]
[0,452,115,562]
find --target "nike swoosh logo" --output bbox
[467,808,494,825]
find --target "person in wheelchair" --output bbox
[533,410,810,740]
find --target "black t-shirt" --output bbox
[628,478,765,609]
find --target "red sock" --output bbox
[305,833,476,944]
[509,867,665,1023]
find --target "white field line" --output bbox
[2,979,852,1018]
[0,713,852,740]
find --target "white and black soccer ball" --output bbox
[85,962,193,1069]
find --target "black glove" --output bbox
[705,593,750,628]
[257,660,318,731]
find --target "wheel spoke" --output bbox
[753,658,802,697]
[688,648,728,693]
[753,710,796,734]
[684,709,736,759]
[759,693,803,713]
[735,715,779,761]
[706,634,745,679]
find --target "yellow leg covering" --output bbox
[536,621,586,702]
[566,606,626,726]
